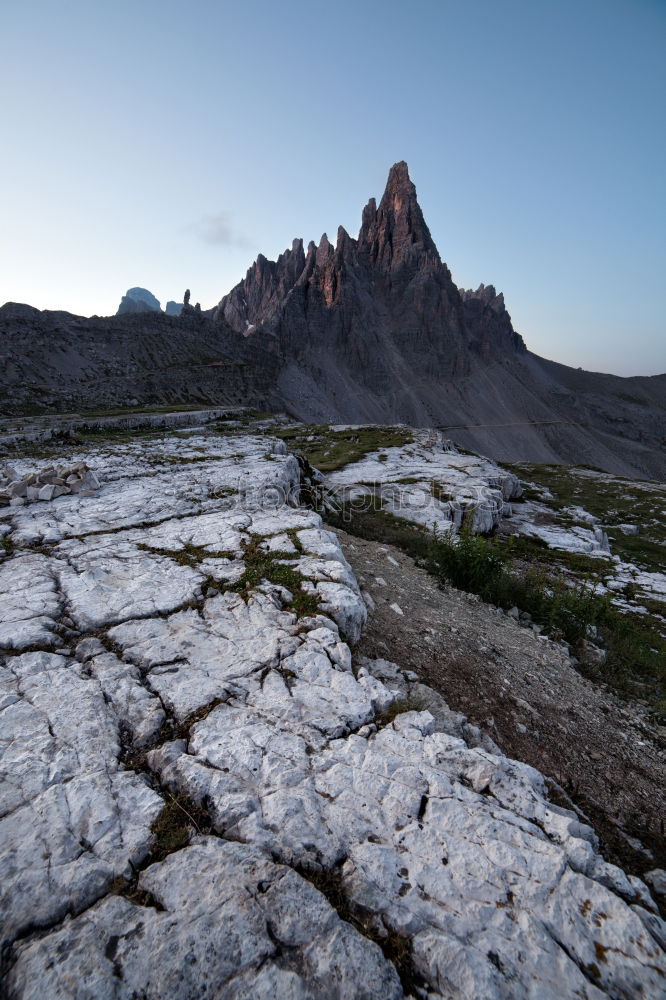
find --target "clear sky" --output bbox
[1,0,664,376]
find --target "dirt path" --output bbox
[334,526,666,877]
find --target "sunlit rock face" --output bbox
[1,428,664,998]
[214,162,473,384]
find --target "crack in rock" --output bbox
[1,430,663,998]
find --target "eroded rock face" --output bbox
[214,162,473,385]
[208,163,666,480]
[461,283,527,358]
[0,429,663,998]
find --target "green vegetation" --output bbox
[273,424,413,472]
[327,506,665,705]
[608,532,665,574]
[138,542,235,567]
[228,534,320,618]
[149,792,204,860]
[208,410,278,434]
[508,534,612,578]
[139,535,320,618]
[431,481,454,503]
[639,596,666,618]
[506,463,666,573]
[110,791,212,906]
[0,536,15,557]
[377,695,429,726]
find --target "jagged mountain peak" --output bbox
[3,159,666,478]
[462,283,506,312]
[214,162,446,334]
[358,161,440,269]
[379,159,416,209]
[214,162,478,360]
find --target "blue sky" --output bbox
[1,0,664,375]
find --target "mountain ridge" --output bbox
[210,162,665,479]
[0,162,664,479]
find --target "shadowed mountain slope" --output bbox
[0,304,279,414]
[1,162,664,477]
[212,162,666,479]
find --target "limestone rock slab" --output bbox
[325,430,522,535]
[149,694,665,999]
[0,554,61,651]
[54,536,204,630]
[1,430,663,1000]
[7,839,404,1000]
[0,652,163,943]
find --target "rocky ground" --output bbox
[337,529,666,874]
[320,430,666,616]
[1,420,665,998]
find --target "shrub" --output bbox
[326,505,664,701]
[428,521,506,598]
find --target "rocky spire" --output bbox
[358,161,440,270]
[213,160,526,374]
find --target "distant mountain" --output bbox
[117,290,186,317]
[117,287,161,315]
[0,163,664,478]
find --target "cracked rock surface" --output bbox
[1,430,664,998]
[7,838,403,1000]
[324,430,522,535]
[0,650,163,944]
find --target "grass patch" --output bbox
[228,534,320,617]
[138,542,235,567]
[328,506,665,704]
[507,463,666,573]
[109,790,212,906]
[377,695,429,726]
[0,536,15,557]
[137,538,320,616]
[273,424,414,472]
[606,531,665,574]
[507,534,612,578]
[638,596,666,618]
[431,481,453,503]
[149,792,206,860]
